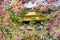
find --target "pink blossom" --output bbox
[56,13,60,19]
[15,11,20,16]
[24,0,29,3]
[36,4,42,9]
[4,0,10,4]
[50,5,56,10]
[57,18,60,24]
[47,23,53,27]
[14,35,22,40]
[0,38,3,40]
[0,5,3,9]
[18,1,22,5]
[52,27,58,32]
[0,4,4,16]
[54,32,60,38]
[58,0,60,2]
[46,28,52,35]
[51,18,59,26]
[47,0,55,4]
[0,31,3,35]
[31,0,35,4]
[49,20,54,24]
[55,13,60,24]
[20,6,25,10]
[0,10,4,16]
[48,20,54,27]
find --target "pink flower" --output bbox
[14,35,22,40]
[0,4,4,16]
[36,4,42,9]
[4,0,10,4]
[0,31,3,35]
[56,13,60,19]
[0,10,4,15]
[47,20,54,27]
[47,23,53,27]
[24,0,29,3]
[47,0,55,4]
[0,38,3,40]
[31,0,35,4]
[58,0,60,2]
[15,11,20,16]
[57,18,60,24]
[20,6,25,10]
[54,32,60,38]
[0,5,3,9]
[18,1,22,5]
[46,28,52,35]
[55,13,60,24]
[50,5,56,10]
[49,20,54,24]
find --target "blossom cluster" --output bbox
[0,0,60,40]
